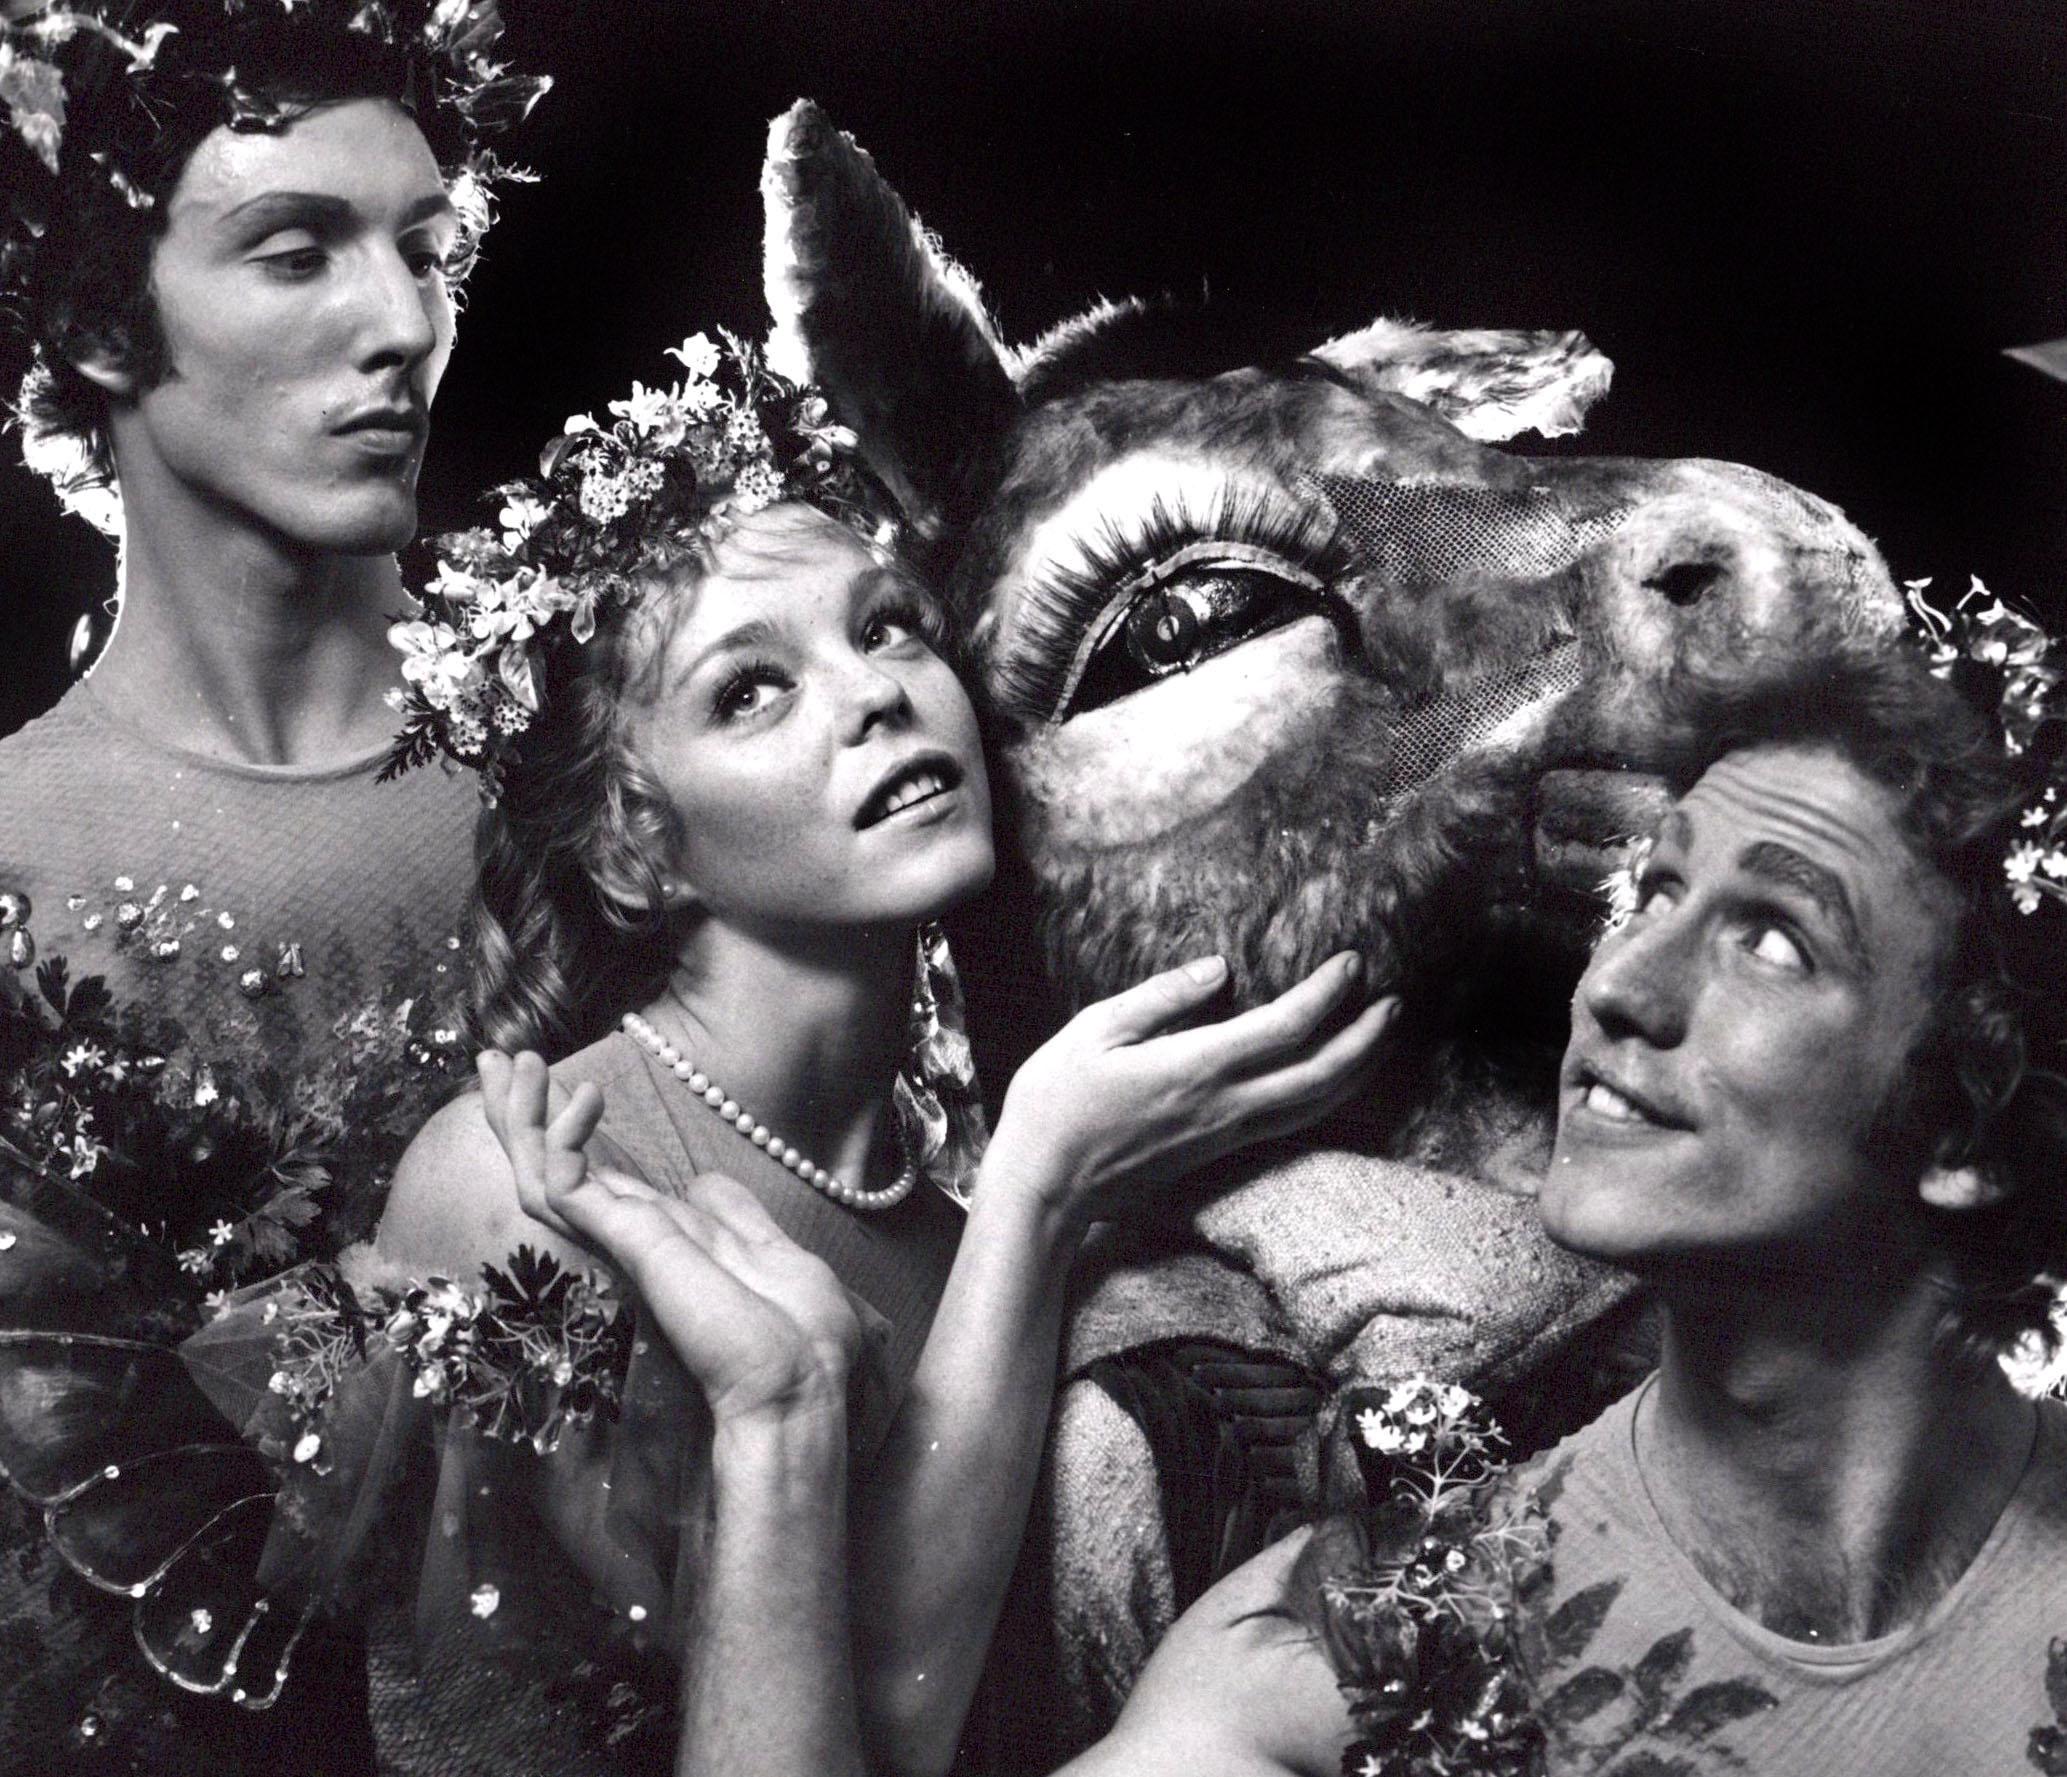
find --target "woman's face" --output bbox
[635,505,995,940]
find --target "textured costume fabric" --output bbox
[1517,1382,2067,1774]
[0,682,477,1776]
[261,1030,967,1777]
[1016,1142,1637,1759]
[0,680,478,1068]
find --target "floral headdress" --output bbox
[1,0,548,529]
[1904,577,2067,915]
[382,328,893,794]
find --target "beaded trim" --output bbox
[620,1011,917,1212]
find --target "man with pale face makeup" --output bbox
[0,7,542,1767]
[0,2,541,1065]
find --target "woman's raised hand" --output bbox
[988,951,1398,1226]
[477,1048,861,1426]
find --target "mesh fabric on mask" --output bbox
[1301,472,1628,804]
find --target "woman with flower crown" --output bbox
[195,332,1397,1774]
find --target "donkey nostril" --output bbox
[1645,559,1725,608]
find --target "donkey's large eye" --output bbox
[1066,562,1326,714]
[1042,536,1334,719]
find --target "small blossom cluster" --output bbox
[382,331,891,793]
[1905,577,2067,915]
[1325,1380,1551,1777]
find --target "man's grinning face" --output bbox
[1544,743,1958,1282]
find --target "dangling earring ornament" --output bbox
[621,1010,918,1212]
[896,923,988,1206]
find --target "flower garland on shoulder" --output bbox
[1321,1379,1554,1777]
[383,330,891,795]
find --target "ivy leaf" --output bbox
[1544,1579,1623,1663]
[1659,1678,1778,1743]
[62,975,112,1027]
[1543,1666,1623,1727]
[1630,1626,1696,1719]
[2030,1724,2067,1775]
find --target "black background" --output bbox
[5,0,2064,737]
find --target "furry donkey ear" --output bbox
[1313,318,1614,442]
[763,101,1020,540]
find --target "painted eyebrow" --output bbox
[219,189,458,235]
[674,617,783,692]
[1737,839,1870,973]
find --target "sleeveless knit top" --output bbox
[0,680,479,1069]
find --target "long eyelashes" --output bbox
[996,485,1347,724]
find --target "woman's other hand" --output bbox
[988,952,1398,1227]
[477,1048,860,1426]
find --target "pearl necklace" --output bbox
[621,1010,918,1212]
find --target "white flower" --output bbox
[2024,806,2051,828]
[190,1606,213,1636]
[209,1219,236,1247]
[1354,1406,1388,1449]
[292,1431,322,1464]
[467,567,568,646]
[497,493,551,548]
[59,1042,105,1077]
[180,1248,214,1276]
[1438,1383,1472,1417]
[192,1070,220,1108]
[2042,851,2067,882]
[390,617,484,712]
[0,47,67,175]
[666,332,722,380]
[2013,881,2044,915]
[203,1290,230,1316]
[469,1583,500,1619]
[608,380,690,447]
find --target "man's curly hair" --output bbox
[1652,643,2067,1356]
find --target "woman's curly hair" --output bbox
[462,572,689,1062]
[1651,643,2067,1356]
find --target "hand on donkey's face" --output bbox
[988,951,1401,1227]
[477,1050,863,1428]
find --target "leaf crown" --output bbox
[382,329,896,796]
